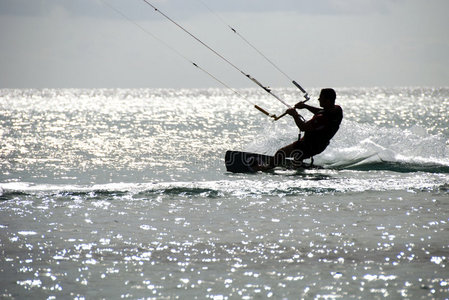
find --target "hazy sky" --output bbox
[0,0,448,88]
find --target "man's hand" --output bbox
[295,101,306,109]
[286,107,306,130]
[286,108,298,116]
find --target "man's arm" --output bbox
[295,102,321,115]
[286,108,313,131]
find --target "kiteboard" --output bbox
[225,150,273,173]
[225,150,320,173]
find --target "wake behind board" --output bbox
[225,150,322,173]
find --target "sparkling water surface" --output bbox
[1,87,448,299]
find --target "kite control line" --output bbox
[197,0,310,103]
[142,0,291,112]
[102,0,275,119]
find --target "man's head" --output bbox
[319,88,336,108]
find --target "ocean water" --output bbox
[0,87,448,299]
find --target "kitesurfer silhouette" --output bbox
[255,88,343,170]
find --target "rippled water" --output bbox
[1,87,448,299]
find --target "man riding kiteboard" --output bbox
[254,88,343,171]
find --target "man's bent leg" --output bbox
[274,142,305,168]
[252,141,306,171]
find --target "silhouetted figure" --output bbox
[256,88,343,170]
